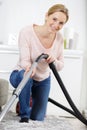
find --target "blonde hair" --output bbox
[47,4,69,22]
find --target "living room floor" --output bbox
[66,117,87,130]
[0,111,87,130]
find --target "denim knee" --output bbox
[9,69,25,88]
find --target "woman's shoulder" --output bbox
[56,31,63,42]
[56,31,63,37]
[20,25,33,34]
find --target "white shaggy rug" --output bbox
[0,111,73,130]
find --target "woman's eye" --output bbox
[59,22,64,25]
[53,18,65,25]
[53,18,57,21]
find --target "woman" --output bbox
[10,4,69,123]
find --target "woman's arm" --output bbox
[18,29,31,70]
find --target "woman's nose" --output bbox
[54,22,60,30]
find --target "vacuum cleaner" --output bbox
[0,53,87,126]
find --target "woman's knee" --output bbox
[10,69,25,88]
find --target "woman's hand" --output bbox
[24,66,36,78]
[46,54,56,64]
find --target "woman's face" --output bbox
[45,11,67,33]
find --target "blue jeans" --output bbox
[9,69,51,121]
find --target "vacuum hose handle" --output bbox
[35,53,49,62]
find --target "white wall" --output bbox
[0,0,86,50]
[80,0,87,110]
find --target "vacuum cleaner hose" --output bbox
[49,62,87,126]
